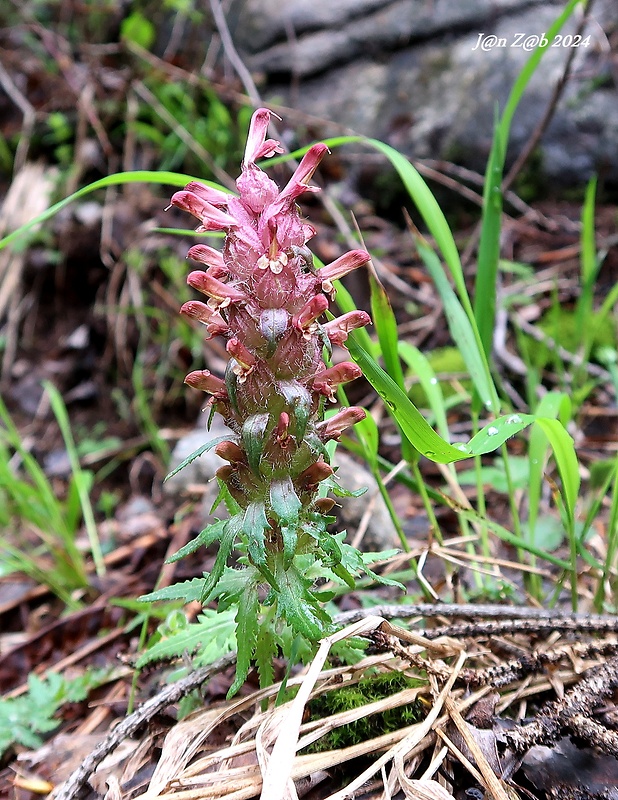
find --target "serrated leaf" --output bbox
[136,608,237,669]
[255,623,277,689]
[164,436,233,482]
[274,559,330,641]
[243,502,271,569]
[200,515,242,602]
[139,577,208,604]
[242,413,270,472]
[227,579,259,698]
[166,519,227,563]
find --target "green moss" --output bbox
[302,671,425,753]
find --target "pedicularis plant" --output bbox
[156,109,393,691]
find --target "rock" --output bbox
[163,414,233,500]
[332,450,400,552]
[229,0,618,187]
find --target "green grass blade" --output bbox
[527,392,572,537]
[0,170,221,251]
[533,417,580,527]
[415,235,499,412]
[473,0,581,356]
[347,331,532,463]
[44,381,106,578]
[474,111,504,358]
[368,271,416,463]
[397,341,450,443]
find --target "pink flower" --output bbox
[312,362,363,401]
[316,407,367,441]
[170,191,237,231]
[187,270,247,309]
[243,108,284,166]
[187,244,227,271]
[227,337,256,382]
[292,295,330,338]
[320,250,370,294]
[184,369,228,399]
[180,300,229,337]
[323,311,372,345]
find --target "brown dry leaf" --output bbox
[398,779,456,800]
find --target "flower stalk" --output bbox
[166,109,378,691]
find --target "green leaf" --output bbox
[270,477,302,523]
[398,342,450,442]
[139,577,208,604]
[414,238,498,412]
[534,417,580,527]
[0,171,226,252]
[201,515,243,602]
[165,519,227,563]
[120,11,156,49]
[279,381,312,442]
[275,561,330,642]
[347,332,534,463]
[164,436,233,482]
[270,477,302,567]
[227,579,260,698]
[136,608,237,669]
[243,502,272,572]
[242,414,270,473]
[368,272,416,463]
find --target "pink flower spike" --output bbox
[292,295,329,337]
[180,301,228,337]
[170,191,237,230]
[312,362,363,401]
[187,244,226,270]
[184,369,228,398]
[243,108,284,166]
[183,181,231,208]
[323,310,371,345]
[277,143,329,205]
[187,271,246,309]
[316,407,367,441]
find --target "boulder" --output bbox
[228,0,618,187]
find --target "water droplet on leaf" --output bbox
[487,426,499,436]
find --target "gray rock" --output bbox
[332,450,400,552]
[229,0,618,186]
[164,418,235,509]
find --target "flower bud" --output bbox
[316,407,367,441]
[323,311,371,345]
[312,362,363,401]
[187,271,247,309]
[180,301,229,337]
[184,369,228,399]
